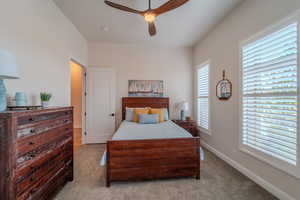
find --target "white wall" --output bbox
[193,0,300,199]
[0,0,88,106]
[88,43,193,124]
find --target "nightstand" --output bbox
[172,120,199,137]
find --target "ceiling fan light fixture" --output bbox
[104,0,191,36]
[144,12,156,22]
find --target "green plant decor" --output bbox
[40,92,52,102]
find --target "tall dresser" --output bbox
[0,107,74,200]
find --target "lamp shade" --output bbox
[178,101,189,111]
[0,50,19,79]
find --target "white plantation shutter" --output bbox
[242,23,298,165]
[197,65,209,130]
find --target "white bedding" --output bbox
[100,120,204,166]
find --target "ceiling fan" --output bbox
[104,0,190,36]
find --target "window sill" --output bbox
[239,144,300,180]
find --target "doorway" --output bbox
[70,60,85,150]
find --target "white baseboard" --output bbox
[201,141,295,200]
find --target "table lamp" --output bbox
[178,101,189,120]
[0,50,19,112]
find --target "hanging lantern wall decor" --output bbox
[216,70,232,100]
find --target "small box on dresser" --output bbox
[0,107,74,200]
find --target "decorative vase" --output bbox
[15,92,27,106]
[0,79,7,112]
[42,101,49,108]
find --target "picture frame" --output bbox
[128,80,164,97]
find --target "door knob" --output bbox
[110,113,115,117]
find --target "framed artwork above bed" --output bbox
[128,80,163,97]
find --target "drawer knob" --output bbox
[30,188,38,194]
[30,129,35,133]
[30,154,36,158]
[29,118,34,122]
[28,142,35,145]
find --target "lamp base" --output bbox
[180,110,185,121]
[0,79,7,112]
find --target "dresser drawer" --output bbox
[34,170,67,200]
[172,120,198,137]
[16,163,67,200]
[21,166,68,200]
[17,116,72,139]
[182,125,196,132]
[16,150,65,196]
[16,124,72,157]
[16,136,72,167]
[15,144,65,183]
[17,111,72,127]
[181,126,198,136]
[15,137,72,199]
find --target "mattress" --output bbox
[100,120,204,166]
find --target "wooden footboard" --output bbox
[106,137,200,187]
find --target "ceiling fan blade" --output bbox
[153,0,190,16]
[104,0,144,15]
[148,22,156,36]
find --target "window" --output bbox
[197,63,209,131]
[241,20,300,177]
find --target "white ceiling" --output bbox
[54,0,243,47]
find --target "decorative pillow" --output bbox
[133,108,149,122]
[125,107,146,121]
[149,108,164,123]
[125,108,134,121]
[163,108,169,121]
[138,114,159,124]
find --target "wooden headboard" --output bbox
[122,97,169,120]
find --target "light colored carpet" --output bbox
[54,144,277,200]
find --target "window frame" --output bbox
[196,61,211,135]
[238,11,300,179]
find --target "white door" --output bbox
[86,68,115,144]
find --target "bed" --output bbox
[104,97,201,187]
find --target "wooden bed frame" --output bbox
[106,97,200,187]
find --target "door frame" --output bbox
[85,67,116,144]
[70,58,87,144]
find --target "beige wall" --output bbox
[1,0,88,106]
[70,61,84,128]
[193,0,300,199]
[88,43,193,125]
